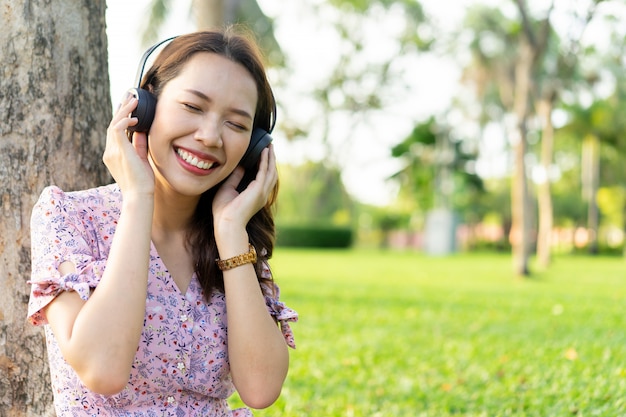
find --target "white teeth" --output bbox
[177,149,214,170]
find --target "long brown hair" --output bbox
[141,27,278,298]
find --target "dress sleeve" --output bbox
[27,186,106,326]
[260,261,298,349]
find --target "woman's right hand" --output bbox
[103,92,155,197]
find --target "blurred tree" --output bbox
[389,117,484,216]
[0,1,111,414]
[533,0,626,262]
[273,0,432,216]
[277,162,353,226]
[308,0,430,158]
[142,0,284,66]
[458,0,617,274]
[597,186,626,232]
[459,4,536,275]
[559,93,626,252]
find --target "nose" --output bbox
[194,116,223,148]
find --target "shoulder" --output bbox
[32,184,122,232]
[34,184,121,214]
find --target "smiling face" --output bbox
[147,52,258,199]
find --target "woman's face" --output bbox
[147,52,258,198]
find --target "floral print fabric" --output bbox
[28,184,297,416]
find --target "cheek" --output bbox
[226,135,252,164]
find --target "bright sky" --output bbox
[105,0,473,206]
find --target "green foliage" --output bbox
[325,0,428,47]
[560,99,626,152]
[551,188,587,227]
[230,249,626,416]
[274,162,354,248]
[469,178,511,225]
[366,205,413,231]
[390,117,484,214]
[557,70,626,188]
[277,162,354,226]
[597,186,626,228]
[276,224,353,248]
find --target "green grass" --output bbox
[230,250,626,416]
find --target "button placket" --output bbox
[175,299,193,377]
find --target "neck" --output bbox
[151,186,200,240]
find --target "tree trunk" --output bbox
[0,1,111,415]
[193,0,224,29]
[510,41,533,276]
[582,134,600,254]
[536,95,556,268]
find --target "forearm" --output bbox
[51,195,153,393]
[218,236,289,408]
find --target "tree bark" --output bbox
[0,1,111,415]
[510,41,533,276]
[536,95,556,267]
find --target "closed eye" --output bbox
[227,121,247,131]
[183,103,201,112]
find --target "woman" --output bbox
[27,27,297,416]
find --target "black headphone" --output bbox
[127,36,274,173]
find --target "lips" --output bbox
[176,148,216,170]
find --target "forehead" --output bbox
[166,52,258,106]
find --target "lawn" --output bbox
[230,249,626,416]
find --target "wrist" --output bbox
[121,191,154,205]
[121,193,154,214]
[216,244,257,271]
[215,229,249,260]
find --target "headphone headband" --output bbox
[134,36,179,88]
[133,34,276,133]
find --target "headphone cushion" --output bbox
[127,88,157,132]
[240,129,273,172]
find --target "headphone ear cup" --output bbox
[239,128,273,172]
[236,128,273,193]
[127,88,157,133]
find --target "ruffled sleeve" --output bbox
[260,261,298,349]
[27,186,107,326]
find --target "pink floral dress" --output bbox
[28,185,298,417]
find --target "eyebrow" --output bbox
[184,88,253,120]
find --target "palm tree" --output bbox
[460,0,606,274]
[460,3,539,276]
[560,97,626,254]
[533,1,606,267]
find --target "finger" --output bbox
[259,145,277,188]
[115,91,131,111]
[109,101,139,142]
[224,166,245,189]
[132,132,148,159]
[111,95,138,126]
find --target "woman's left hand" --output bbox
[212,144,277,234]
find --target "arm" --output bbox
[219,232,289,409]
[45,195,153,395]
[213,146,289,408]
[44,95,154,395]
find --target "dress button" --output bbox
[177,362,186,371]
[180,314,188,322]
